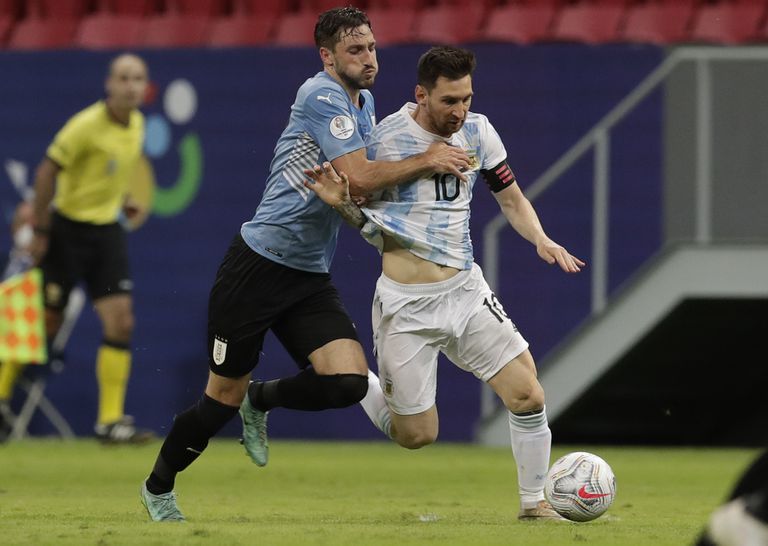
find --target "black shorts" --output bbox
[41,212,131,311]
[207,234,359,378]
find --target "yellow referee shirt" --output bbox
[46,101,145,225]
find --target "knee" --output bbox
[205,374,249,407]
[106,312,134,343]
[395,428,438,450]
[325,373,368,408]
[118,312,135,340]
[504,381,545,414]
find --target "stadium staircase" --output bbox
[477,47,768,446]
[477,244,768,446]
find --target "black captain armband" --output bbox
[480,160,516,193]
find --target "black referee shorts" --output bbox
[207,234,359,378]
[41,211,131,311]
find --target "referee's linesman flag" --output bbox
[0,268,47,363]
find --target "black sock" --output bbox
[693,532,716,546]
[745,492,768,524]
[249,368,367,412]
[249,381,273,413]
[146,394,238,495]
[146,456,175,495]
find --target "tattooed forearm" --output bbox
[333,199,366,230]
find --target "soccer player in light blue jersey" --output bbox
[140,9,471,521]
[304,46,585,521]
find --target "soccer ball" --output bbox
[544,451,616,522]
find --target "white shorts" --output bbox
[371,263,529,415]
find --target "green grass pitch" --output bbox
[0,439,757,545]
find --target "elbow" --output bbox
[500,198,520,216]
[34,158,58,186]
[505,193,530,215]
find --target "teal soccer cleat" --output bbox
[239,390,269,467]
[140,481,186,522]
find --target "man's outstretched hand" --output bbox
[303,162,351,208]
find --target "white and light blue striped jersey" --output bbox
[361,103,506,270]
[241,71,376,273]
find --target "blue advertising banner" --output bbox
[0,44,663,440]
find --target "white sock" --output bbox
[508,407,551,509]
[359,369,392,438]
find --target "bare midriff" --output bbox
[381,234,461,284]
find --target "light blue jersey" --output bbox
[361,103,506,270]
[241,71,376,273]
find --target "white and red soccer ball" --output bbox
[544,451,617,522]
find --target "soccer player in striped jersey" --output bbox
[140,9,470,521]
[304,46,585,520]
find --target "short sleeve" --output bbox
[302,86,367,162]
[480,116,507,170]
[367,132,405,162]
[46,114,89,169]
[365,126,385,160]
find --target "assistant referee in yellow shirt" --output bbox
[30,53,153,444]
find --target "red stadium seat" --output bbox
[436,0,501,9]
[690,2,766,45]
[412,4,485,45]
[367,0,428,10]
[479,4,556,45]
[758,13,768,42]
[208,14,276,47]
[166,0,228,15]
[655,0,697,6]
[234,0,295,16]
[95,0,159,15]
[8,17,78,49]
[143,14,211,48]
[0,0,20,17]
[300,0,369,13]
[367,7,416,46]
[26,0,89,19]
[0,15,11,45]
[549,3,625,44]
[76,13,144,49]
[273,9,318,47]
[621,3,693,45]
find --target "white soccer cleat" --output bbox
[518,500,567,521]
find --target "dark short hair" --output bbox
[314,6,372,50]
[417,46,476,90]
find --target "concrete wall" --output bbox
[665,55,768,243]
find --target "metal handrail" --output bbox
[479,46,768,420]
[484,46,768,307]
